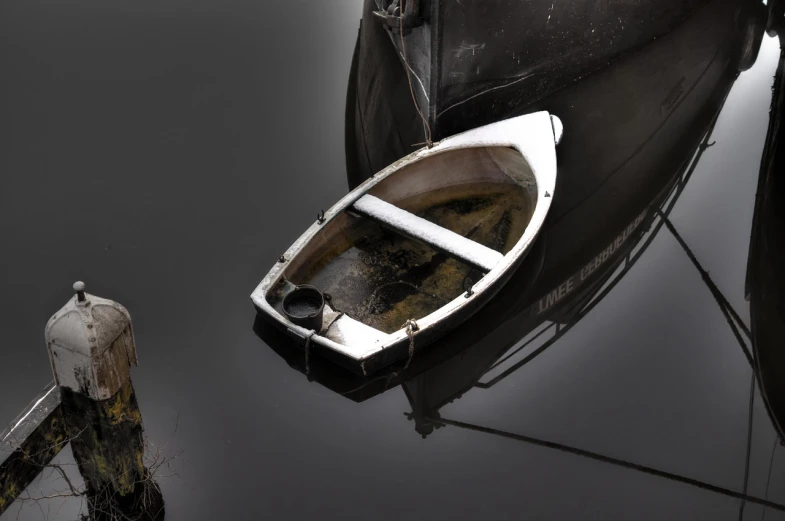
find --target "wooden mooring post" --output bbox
[1,282,164,520]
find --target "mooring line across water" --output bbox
[432,416,785,512]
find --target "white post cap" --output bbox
[45,282,138,401]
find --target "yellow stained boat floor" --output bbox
[277,183,534,334]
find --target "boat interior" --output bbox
[266,146,538,338]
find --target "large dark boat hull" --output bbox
[264,0,767,388]
[349,0,759,183]
[350,0,764,285]
[748,37,785,442]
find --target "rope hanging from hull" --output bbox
[401,318,419,372]
[398,11,432,148]
[304,330,315,376]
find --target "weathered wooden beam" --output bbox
[0,384,65,516]
[60,381,163,520]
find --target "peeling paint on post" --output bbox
[45,282,164,520]
[46,281,138,401]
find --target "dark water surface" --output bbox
[1,1,784,519]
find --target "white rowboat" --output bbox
[252,111,561,375]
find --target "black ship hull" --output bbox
[348,0,763,186]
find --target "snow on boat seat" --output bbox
[352,194,504,272]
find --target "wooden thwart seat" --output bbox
[352,194,504,272]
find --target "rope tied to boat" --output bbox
[383,318,419,387]
[402,318,419,371]
[398,11,432,148]
[304,330,315,377]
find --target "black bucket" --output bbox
[282,285,325,331]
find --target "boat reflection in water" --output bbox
[259,0,785,452]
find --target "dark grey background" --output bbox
[1,1,783,519]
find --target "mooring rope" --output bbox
[761,438,779,520]
[401,318,418,372]
[398,12,432,148]
[304,330,315,376]
[384,318,419,386]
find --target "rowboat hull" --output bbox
[252,112,560,375]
